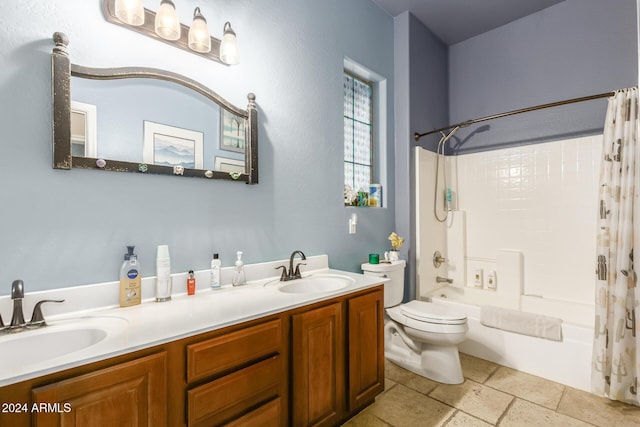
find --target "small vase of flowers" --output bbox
[386,232,404,261]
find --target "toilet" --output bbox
[362,260,468,384]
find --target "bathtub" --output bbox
[425,286,593,392]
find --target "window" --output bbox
[70,101,97,158]
[343,72,373,200]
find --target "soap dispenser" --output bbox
[232,251,247,286]
[119,246,141,307]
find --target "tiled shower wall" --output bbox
[449,135,602,306]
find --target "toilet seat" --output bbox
[386,300,467,334]
[401,300,467,325]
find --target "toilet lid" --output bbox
[400,300,467,325]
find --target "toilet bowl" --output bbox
[362,260,468,384]
[385,300,468,384]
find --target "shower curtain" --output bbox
[593,87,639,405]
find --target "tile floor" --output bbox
[343,353,640,426]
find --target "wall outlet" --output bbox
[486,270,497,290]
[473,269,483,288]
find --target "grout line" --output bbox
[482,365,501,383]
[440,409,460,426]
[495,395,517,426]
[554,385,568,411]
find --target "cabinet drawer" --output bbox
[224,397,281,427]
[188,355,281,426]
[187,319,281,383]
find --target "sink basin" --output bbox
[0,316,128,371]
[278,274,355,294]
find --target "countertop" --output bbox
[0,255,387,387]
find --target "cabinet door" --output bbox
[32,352,167,427]
[348,289,384,411]
[291,302,344,427]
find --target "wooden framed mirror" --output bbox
[51,32,258,184]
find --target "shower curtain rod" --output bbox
[413,91,616,141]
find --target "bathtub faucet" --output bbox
[436,276,453,284]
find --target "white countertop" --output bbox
[0,255,387,387]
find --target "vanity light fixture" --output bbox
[155,0,180,41]
[102,0,239,65]
[188,7,211,53]
[220,22,239,65]
[114,0,144,26]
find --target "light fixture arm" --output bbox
[102,0,227,65]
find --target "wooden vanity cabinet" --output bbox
[291,286,384,426]
[0,284,383,427]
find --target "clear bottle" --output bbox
[232,251,246,286]
[210,253,221,289]
[119,245,141,307]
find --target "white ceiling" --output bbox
[370,0,567,45]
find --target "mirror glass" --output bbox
[52,32,257,183]
[70,77,245,174]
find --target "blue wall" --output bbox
[394,12,448,301]
[446,0,638,154]
[0,0,395,294]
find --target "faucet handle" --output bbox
[29,299,65,327]
[275,265,287,281]
[11,280,24,299]
[293,262,307,279]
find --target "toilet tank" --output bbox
[361,260,406,307]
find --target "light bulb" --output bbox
[155,0,180,41]
[220,22,239,65]
[188,7,211,53]
[115,0,144,26]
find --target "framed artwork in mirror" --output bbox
[220,109,245,153]
[143,121,203,169]
[215,156,245,174]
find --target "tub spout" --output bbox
[436,276,453,284]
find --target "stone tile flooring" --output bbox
[343,353,640,426]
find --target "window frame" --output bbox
[344,70,375,204]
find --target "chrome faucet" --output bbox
[436,276,453,284]
[276,250,307,281]
[3,280,64,333]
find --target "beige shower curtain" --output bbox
[592,87,639,405]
